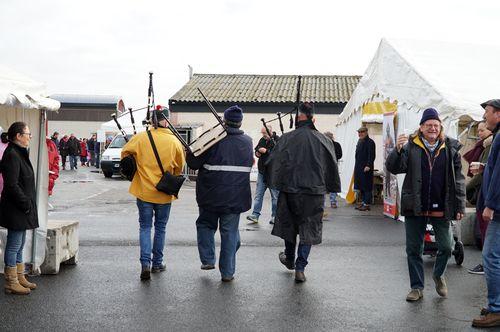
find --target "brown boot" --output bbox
[472,312,500,328]
[433,275,448,297]
[4,266,30,295]
[406,289,423,302]
[17,263,37,290]
[295,271,306,283]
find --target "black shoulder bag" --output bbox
[146,130,185,197]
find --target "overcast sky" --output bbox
[1,0,498,109]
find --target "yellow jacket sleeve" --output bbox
[121,135,138,159]
[173,143,186,176]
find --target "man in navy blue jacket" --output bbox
[473,99,500,328]
[186,106,253,282]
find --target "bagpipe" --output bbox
[187,88,227,156]
[260,75,302,139]
[118,72,228,195]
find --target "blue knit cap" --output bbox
[420,108,441,125]
[224,105,243,124]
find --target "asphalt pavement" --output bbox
[0,167,491,331]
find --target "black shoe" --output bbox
[140,266,151,281]
[151,264,166,273]
[279,252,295,270]
[221,276,234,282]
[468,264,485,275]
[358,204,371,211]
[201,264,215,270]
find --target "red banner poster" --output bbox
[383,112,398,218]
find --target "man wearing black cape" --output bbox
[265,102,341,282]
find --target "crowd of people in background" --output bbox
[49,132,101,170]
[1,100,498,328]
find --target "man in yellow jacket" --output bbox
[121,107,185,281]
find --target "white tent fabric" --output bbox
[336,38,500,197]
[0,65,60,111]
[0,65,60,273]
[100,108,147,134]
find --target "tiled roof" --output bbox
[170,74,361,104]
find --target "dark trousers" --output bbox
[284,239,312,272]
[361,190,372,205]
[69,155,78,170]
[405,216,452,289]
[61,155,67,168]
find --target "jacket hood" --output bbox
[296,119,317,130]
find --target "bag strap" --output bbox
[146,129,165,175]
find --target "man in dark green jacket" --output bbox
[386,108,465,302]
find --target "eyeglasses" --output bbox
[423,124,440,129]
[21,132,32,138]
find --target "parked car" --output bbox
[100,134,132,178]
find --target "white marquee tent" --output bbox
[336,38,500,199]
[0,64,60,272]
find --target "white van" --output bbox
[100,134,132,178]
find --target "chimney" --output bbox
[188,65,193,80]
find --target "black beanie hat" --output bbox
[420,108,441,125]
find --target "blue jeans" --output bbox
[4,230,26,267]
[196,209,241,278]
[251,173,279,218]
[483,218,500,313]
[329,193,338,204]
[405,216,452,289]
[136,199,172,268]
[284,240,312,272]
[69,155,78,170]
[95,153,100,168]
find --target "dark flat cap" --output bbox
[481,99,500,109]
[299,102,315,116]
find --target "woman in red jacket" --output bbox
[46,138,60,196]
[80,138,88,167]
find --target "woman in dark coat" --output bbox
[0,122,38,295]
[59,135,69,170]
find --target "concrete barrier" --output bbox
[40,220,79,275]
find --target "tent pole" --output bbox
[32,109,46,272]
